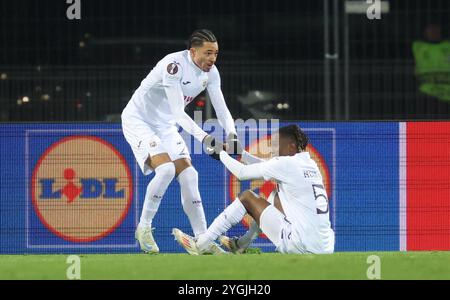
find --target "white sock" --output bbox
[139,162,175,228]
[177,167,207,237]
[197,198,246,251]
[237,220,261,249]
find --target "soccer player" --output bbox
[121,29,242,253]
[173,124,335,254]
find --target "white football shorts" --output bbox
[122,116,190,175]
[260,205,307,254]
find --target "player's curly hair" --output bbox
[187,29,217,49]
[279,124,309,152]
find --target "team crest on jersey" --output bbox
[167,63,179,75]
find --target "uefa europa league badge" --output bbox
[167,63,179,75]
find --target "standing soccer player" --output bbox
[121,29,242,253]
[173,125,335,255]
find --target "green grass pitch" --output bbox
[0,252,449,280]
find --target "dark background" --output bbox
[1,0,449,121]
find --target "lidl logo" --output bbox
[31,136,133,243]
[40,168,125,202]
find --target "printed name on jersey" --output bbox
[303,170,319,178]
[167,63,179,75]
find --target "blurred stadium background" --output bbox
[0,0,449,267]
[2,0,450,122]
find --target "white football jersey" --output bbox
[122,50,236,138]
[258,152,335,254]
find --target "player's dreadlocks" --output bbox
[279,124,309,152]
[187,29,217,49]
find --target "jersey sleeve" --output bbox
[257,157,289,182]
[241,150,266,165]
[207,67,237,136]
[220,151,289,183]
[219,151,265,181]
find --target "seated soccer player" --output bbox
[173,124,335,254]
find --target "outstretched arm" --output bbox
[220,150,287,183]
[207,82,236,137]
[207,67,244,154]
[241,150,265,165]
[219,151,265,181]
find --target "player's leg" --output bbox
[160,129,208,237]
[169,133,226,254]
[133,140,176,252]
[174,194,248,254]
[134,153,175,253]
[248,191,292,252]
[173,158,207,237]
[220,191,285,253]
[173,189,273,255]
[219,190,289,253]
[219,220,261,254]
[122,120,177,253]
[241,192,284,244]
[194,190,269,252]
[238,190,271,224]
[139,153,176,228]
[242,192,310,254]
[122,120,176,227]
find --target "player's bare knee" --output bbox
[239,190,257,204]
[239,189,257,199]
